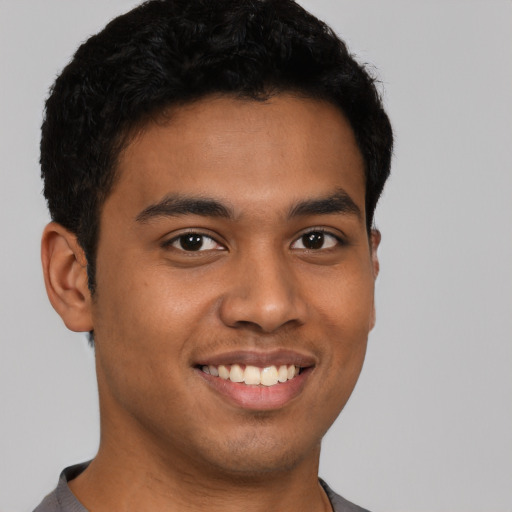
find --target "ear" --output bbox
[41,222,93,332]
[370,228,381,278]
[369,228,381,330]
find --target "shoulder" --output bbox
[320,479,372,512]
[33,462,90,512]
[33,491,61,512]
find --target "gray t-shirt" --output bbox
[33,462,371,512]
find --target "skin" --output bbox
[42,94,380,512]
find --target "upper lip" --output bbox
[194,349,317,368]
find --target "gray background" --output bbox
[1,1,511,511]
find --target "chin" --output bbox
[192,428,321,480]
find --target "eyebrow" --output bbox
[288,188,361,219]
[135,188,361,223]
[136,194,233,223]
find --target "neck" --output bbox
[70,448,329,512]
[69,417,330,512]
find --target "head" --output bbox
[41,0,392,294]
[40,0,393,483]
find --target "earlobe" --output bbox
[41,222,93,332]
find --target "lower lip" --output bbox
[196,368,312,411]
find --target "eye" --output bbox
[291,230,341,250]
[166,233,224,252]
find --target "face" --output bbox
[91,94,379,477]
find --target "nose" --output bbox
[219,251,307,333]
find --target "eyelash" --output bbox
[161,228,345,253]
[161,231,224,252]
[291,228,345,251]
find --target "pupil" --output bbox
[303,232,324,250]
[181,234,203,251]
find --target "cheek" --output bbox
[91,260,226,406]
[94,260,208,337]
[315,264,375,334]
[91,265,207,421]
[311,263,374,390]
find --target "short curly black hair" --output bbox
[41,0,393,293]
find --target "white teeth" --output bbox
[218,365,229,380]
[202,363,301,386]
[229,364,244,383]
[261,366,279,386]
[244,365,261,385]
[277,365,288,383]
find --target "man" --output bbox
[35,0,392,510]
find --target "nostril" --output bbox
[219,293,306,333]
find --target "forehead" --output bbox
[110,94,366,220]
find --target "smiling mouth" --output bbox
[199,364,302,387]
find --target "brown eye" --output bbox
[291,230,340,250]
[302,232,325,250]
[179,234,204,251]
[167,233,223,252]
